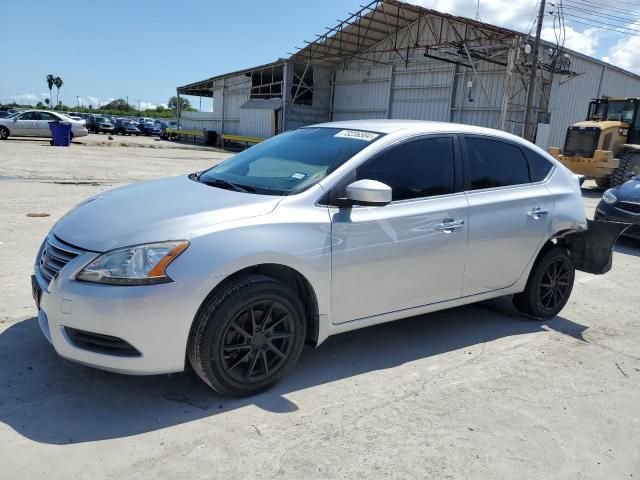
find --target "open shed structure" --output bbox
[176,0,640,149]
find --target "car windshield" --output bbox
[5,111,21,119]
[198,127,383,196]
[605,101,635,122]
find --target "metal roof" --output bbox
[177,0,640,95]
[290,0,519,67]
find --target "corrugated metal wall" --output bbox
[548,60,640,148]
[329,16,530,136]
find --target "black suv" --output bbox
[87,115,115,134]
[114,119,141,136]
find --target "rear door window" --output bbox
[464,136,530,190]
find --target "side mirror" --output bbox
[345,179,392,206]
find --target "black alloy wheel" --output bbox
[513,247,575,319]
[220,299,295,383]
[188,275,306,396]
[537,257,572,311]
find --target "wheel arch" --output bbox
[191,263,321,347]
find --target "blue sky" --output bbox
[3,0,640,111]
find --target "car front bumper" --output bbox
[33,250,213,375]
[594,201,640,239]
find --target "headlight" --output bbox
[602,189,618,205]
[77,241,189,285]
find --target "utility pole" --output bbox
[76,96,80,108]
[523,0,546,142]
[126,96,129,108]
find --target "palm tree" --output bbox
[53,76,63,109]
[46,74,55,108]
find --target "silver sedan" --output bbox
[0,109,88,140]
[32,120,623,396]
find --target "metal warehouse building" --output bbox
[176,0,640,150]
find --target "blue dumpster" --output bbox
[48,121,72,147]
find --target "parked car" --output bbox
[138,121,162,136]
[31,120,623,396]
[87,115,115,134]
[114,119,140,136]
[595,175,640,239]
[0,110,88,140]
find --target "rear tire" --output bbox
[0,126,9,140]
[611,150,640,186]
[513,247,575,320]
[595,177,610,189]
[187,275,306,397]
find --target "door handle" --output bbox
[435,219,465,233]
[527,207,549,219]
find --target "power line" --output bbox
[562,15,640,36]
[562,12,640,32]
[561,2,640,24]
[576,0,640,9]
[568,0,640,16]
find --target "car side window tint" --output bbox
[19,112,37,120]
[523,148,553,182]
[38,112,56,121]
[465,137,530,190]
[355,137,455,201]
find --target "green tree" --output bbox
[155,105,165,112]
[36,101,44,108]
[46,74,55,108]
[53,76,63,109]
[168,96,193,111]
[44,98,50,107]
[100,98,135,112]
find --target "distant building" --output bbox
[177,0,640,149]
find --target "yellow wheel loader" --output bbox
[549,97,640,188]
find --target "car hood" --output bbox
[616,179,640,201]
[53,175,282,252]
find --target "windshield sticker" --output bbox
[334,130,379,141]
[291,172,307,180]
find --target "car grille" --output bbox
[38,235,86,284]
[616,201,640,215]
[563,127,600,157]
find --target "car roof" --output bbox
[308,119,528,145]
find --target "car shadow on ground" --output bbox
[615,236,640,257]
[581,186,604,199]
[0,301,586,445]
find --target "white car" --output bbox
[32,120,626,396]
[0,110,88,140]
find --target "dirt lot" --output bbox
[0,135,639,479]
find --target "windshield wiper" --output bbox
[200,176,255,193]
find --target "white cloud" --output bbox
[541,25,600,57]
[10,93,38,103]
[139,101,167,110]
[602,21,640,74]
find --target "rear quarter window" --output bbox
[523,148,554,182]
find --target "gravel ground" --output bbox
[0,136,638,479]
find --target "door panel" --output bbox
[331,194,469,323]
[12,112,38,136]
[463,184,553,295]
[37,112,57,136]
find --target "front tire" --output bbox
[513,247,575,320]
[611,150,640,186]
[0,126,9,140]
[188,275,306,397]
